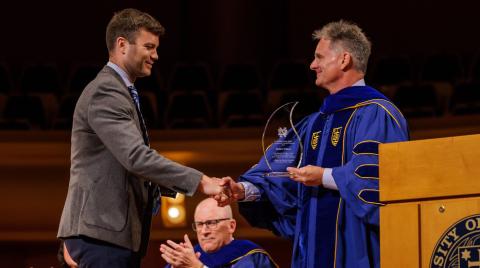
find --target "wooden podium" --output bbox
[379,134,480,268]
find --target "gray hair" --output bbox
[313,20,371,73]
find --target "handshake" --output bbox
[198,175,244,206]
[197,165,325,205]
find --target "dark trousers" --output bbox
[64,236,141,268]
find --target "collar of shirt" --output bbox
[107,61,134,88]
[351,78,366,87]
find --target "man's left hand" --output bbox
[287,165,324,186]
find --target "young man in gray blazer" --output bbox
[57,8,224,267]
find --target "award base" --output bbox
[263,171,291,178]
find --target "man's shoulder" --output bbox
[83,66,129,100]
[93,66,125,90]
[354,98,405,120]
[232,241,278,267]
[231,239,271,259]
[350,97,409,136]
[232,239,261,249]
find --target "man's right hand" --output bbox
[198,175,223,196]
[215,177,245,207]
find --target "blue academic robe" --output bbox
[239,86,409,268]
[165,239,278,268]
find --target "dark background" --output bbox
[2,0,480,81]
[1,0,479,267]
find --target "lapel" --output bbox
[102,65,142,131]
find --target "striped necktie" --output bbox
[127,85,161,216]
[128,85,150,145]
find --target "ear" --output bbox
[116,36,128,55]
[228,219,237,234]
[340,52,352,71]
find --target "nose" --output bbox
[198,229,211,238]
[152,49,158,61]
[310,59,317,70]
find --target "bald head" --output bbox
[194,198,232,221]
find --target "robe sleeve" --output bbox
[332,101,409,226]
[238,115,313,239]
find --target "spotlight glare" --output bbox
[168,207,180,218]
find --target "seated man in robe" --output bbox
[160,198,278,268]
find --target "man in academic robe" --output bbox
[220,20,409,268]
[160,198,278,267]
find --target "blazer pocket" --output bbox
[82,179,129,232]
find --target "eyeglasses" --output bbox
[192,218,231,231]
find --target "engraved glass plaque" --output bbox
[262,102,304,177]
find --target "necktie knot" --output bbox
[127,85,149,146]
[128,85,141,109]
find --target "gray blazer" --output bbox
[57,66,202,252]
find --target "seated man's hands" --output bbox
[160,234,203,268]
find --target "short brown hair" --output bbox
[313,20,371,73]
[106,8,165,52]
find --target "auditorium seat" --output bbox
[371,55,413,85]
[266,60,311,112]
[3,95,46,129]
[0,63,11,119]
[138,94,158,128]
[421,52,463,83]
[136,65,165,91]
[165,62,215,128]
[450,82,480,115]
[164,92,213,129]
[0,63,13,95]
[217,63,264,127]
[21,63,62,95]
[168,62,214,93]
[136,67,165,128]
[469,51,480,82]
[393,84,440,118]
[52,94,79,129]
[219,90,264,127]
[219,63,262,92]
[67,63,102,94]
[52,93,158,130]
[279,90,327,119]
[20,63,63,127]
[419,52,464,115]
[369,55,414,99]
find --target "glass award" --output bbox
[262,101,304,177]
